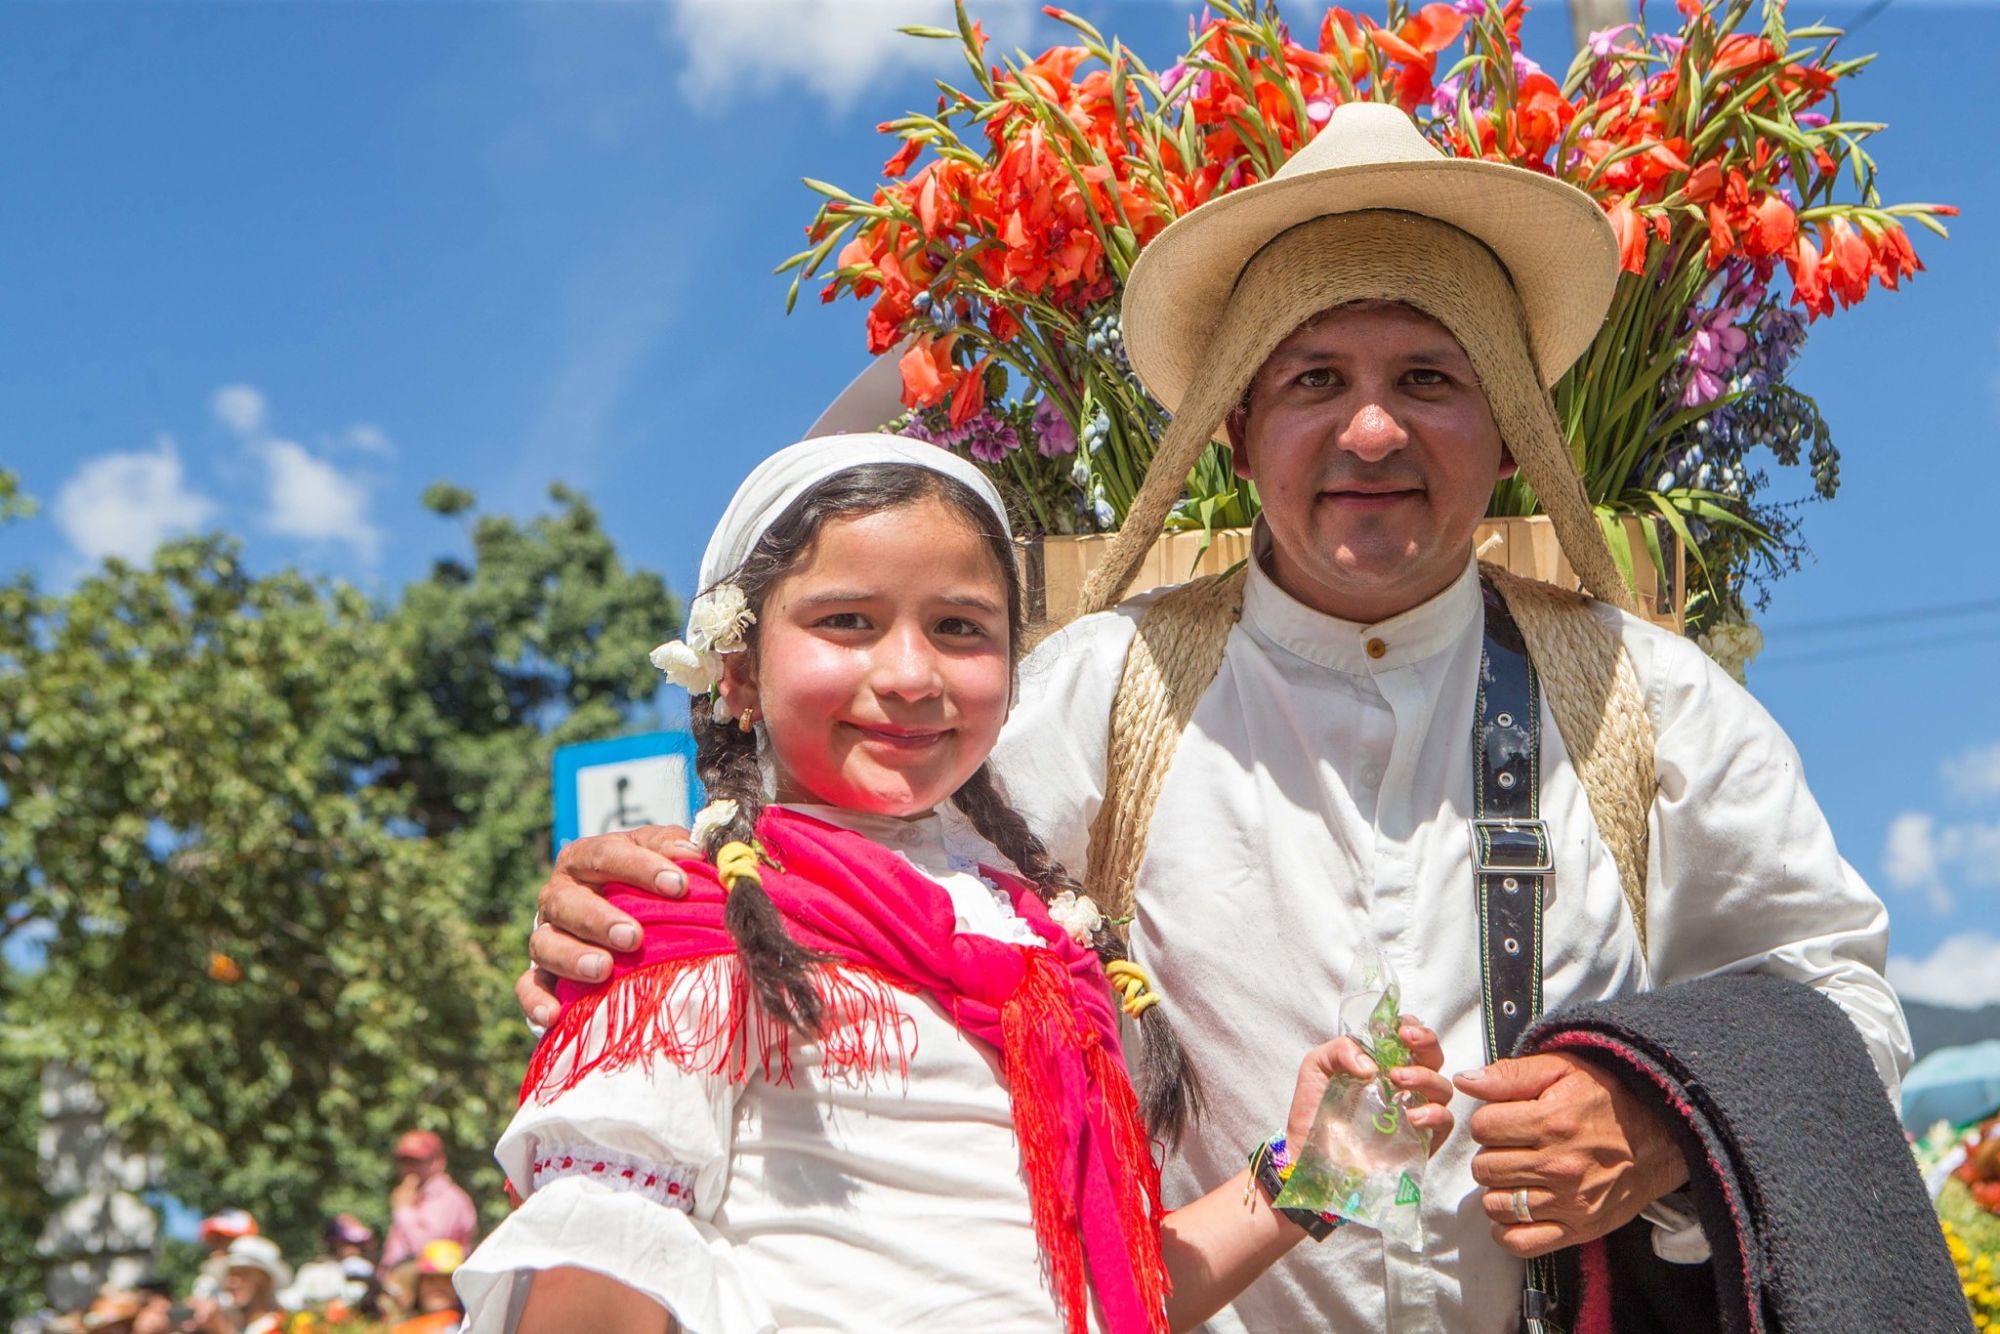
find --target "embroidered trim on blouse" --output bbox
[528,1146,697,1214]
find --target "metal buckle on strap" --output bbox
[1469,818,1553,874]
[1522,1285,1565,1334]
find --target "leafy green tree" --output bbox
[0,484,679,1274]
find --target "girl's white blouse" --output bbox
[453,805,1074,1333]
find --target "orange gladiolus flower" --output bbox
[1787,235,1834,320]
[1821,217,1873,307]
[899,335,961,409]
[949,354,991,428]
[882,136,923,180]
[1607,198,1649,274]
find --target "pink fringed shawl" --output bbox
[520,807,1168,1334]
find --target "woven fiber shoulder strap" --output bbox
[1083,567,1249,924]
[1085,564,1657,948]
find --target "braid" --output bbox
[952,764,1203,1144]
[692,702,829,1036]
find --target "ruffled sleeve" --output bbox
[455,957,775,1334]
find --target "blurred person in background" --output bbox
[390,1241,465,1334]
[188,1235,290,1334]
[187,1210,258,1304]
[378,1130,474,1310]
[281,1213,378,1314]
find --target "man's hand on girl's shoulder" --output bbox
[515,825,701,1026]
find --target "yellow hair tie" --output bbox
[715,841,762,893]
[1105,960,1161,1019]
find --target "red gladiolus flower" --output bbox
[1821,217,1873,307]
[1608,198,1649,274]
[882,136,923,180]
[1681,161,1723,205]
[1868,222,1922,291]
[1787,235,1833,320]
[949,354,991,429]
[988,307,1021,342]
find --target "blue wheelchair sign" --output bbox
[552,732,702,849]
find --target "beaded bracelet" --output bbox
[1246,1132,1346,1242]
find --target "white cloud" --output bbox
[664,0,1034,112]
[1944,741,2000,803]
[1889,931,2000,1008]
[343,423,395,456]
[53,439,218,565]
[1881,809,2000,914]
[259,439,381,562]
[211,384,269,439]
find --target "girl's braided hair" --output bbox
[693,462,1200,1141]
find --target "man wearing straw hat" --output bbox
[522,104,1907,1332]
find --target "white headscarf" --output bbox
[697,432,1011,592]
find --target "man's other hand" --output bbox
[1454,1052,1690,1259]
[516,825,700,1026]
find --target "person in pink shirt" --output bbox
[379,1130,477,1281]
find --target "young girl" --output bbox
[455,435,1454,1333]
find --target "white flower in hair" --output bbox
[686,584,755,655]
[710,693,736,725]
[690,798,740,848]
[650,639,722,694]
[1046,890,1103,948]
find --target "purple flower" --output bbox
[1680,312,1749,407]
[1032,398,1077,458]
[1586,23,1638,57]
[958,411,1018,464]
[1452,0,1486,15]
[1305,96,1336,127]
[1795,112,1830,130]
[1429,73,1465,121]
[1513,52,1544,85]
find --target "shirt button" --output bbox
[1365,637,1388,659]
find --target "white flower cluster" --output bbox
[649,584,756,705]
[1696,615,1764,685]
[689,798,740,848]
[1046,890,1104,948]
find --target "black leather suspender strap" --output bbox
[1472,577,1565,1334]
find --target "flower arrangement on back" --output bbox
[781,0,1951,632]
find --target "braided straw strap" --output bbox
[1086,566,1655,948]
[1084,568,1248,926]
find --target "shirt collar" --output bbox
[1240,523,1482,675]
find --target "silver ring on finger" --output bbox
[1510,1188,1535,1224]
[529,911,548,965]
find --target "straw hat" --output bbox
[1074,102,1635,619]
[1122,102,1618,408]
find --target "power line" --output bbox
[1761,595,2000,640]
[1755,623,2000,670]
[1845,0,1895,37]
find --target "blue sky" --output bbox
[2,0,1994,1007]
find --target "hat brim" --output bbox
[1123,156,1618,412]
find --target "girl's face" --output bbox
[723,497,1013,819]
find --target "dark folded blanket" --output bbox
[1520,974,1968,1334]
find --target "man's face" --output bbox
[1227,301,1507,623]
[395,1150,436,1180]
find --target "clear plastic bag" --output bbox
[1272,949,1430,1242]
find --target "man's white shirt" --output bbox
[992,539,1909,1334]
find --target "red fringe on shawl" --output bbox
[519,953,918,1104]
[1002,950,1170,1334]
